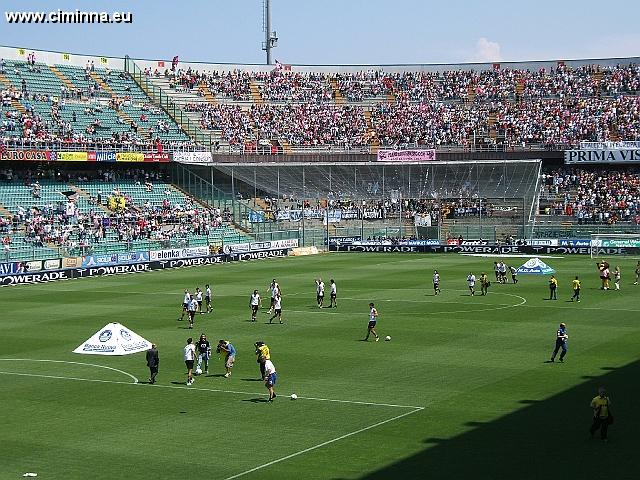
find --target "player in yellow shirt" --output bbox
[548,275,558,300]
[255,341,270,379]
[570,276,581,302]
[589,387,613,442]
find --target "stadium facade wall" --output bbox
[1,44,638,75]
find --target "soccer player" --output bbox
[499,261,507,283]
[570,276,581,302]
[255,341,270,379]
[269,292,283,324]
[217,339,236,378]
[250,289,262,322]
[433,270,441,295]
[204,284,212,313]
[480,272,490,296]
[549,275,558,300]
[179,289,191,321]
[364,302,379,341]
[268,279,280,314]
[315,278,325,308]
[184,337,196,385]
[467,272,476,296]
[614,266,621,290]
[196,333,211,374]
[493,262,500,283]
[187,296,198,329]
[590,387,612,442]
[634,261,640,285]
[261,357,277,402]
[329,279,337,308]
[195,287,204,314]
[509,265,518,284]
[550,322,568,362]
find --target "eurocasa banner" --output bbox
[1,150,54,161]
[1,149,171,163]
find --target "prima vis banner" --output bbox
[377,149,437,162]
[564,149,640,164]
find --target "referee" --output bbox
[550,323,568,362]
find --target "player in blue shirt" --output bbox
[550,323,568,362]
[217,340,236,378]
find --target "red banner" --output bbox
[143,153,171,162]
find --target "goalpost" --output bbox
[589,233,640,258]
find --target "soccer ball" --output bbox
[385,335,391,341]
[195,367,202,375]
[290,394,298,400]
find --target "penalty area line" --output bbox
[222,406,424,480]
[224,407,424,480]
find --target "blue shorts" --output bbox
[266,372,277,387]
[368,321,376,329]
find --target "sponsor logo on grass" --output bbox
[120,329,132,341]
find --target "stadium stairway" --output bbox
[89,71,150,140]
[249,80,263,105]
[329,79,345,105]
[0,74,26,113]
[198,82,217,104]
[48,66,76,91]
[68,184,112,214]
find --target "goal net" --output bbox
[590,233,640,258]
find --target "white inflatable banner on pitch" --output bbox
[73,322,151,355]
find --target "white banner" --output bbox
[149,246,210,261]
[377,149,437,162]
[565,149,640,164]
[579,141,640,150]
[223,238,299,255]
[73,322,151,356]
[173,151,213,164]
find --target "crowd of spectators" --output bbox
[541,168,640,224]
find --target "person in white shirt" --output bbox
[195,288,204,314]
[268,279,280,314]
[433,270,441,295]
[329,279,337,308]
[205,284,213,313]
[179,290,191,321]
[250,289,262,322]
[467,273,476,296]
[261,358,277,401]
[315,278,325,308]
[183,337,196,385]
[187,297,198,329]
[269,293,283,324]
[364,302,379,342]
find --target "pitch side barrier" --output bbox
[330,243,640,256]
[0,248,291,287]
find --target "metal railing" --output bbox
[124,56,214,150]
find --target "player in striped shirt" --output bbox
[433,270,441,295]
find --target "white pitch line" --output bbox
[521,304,640,313]
[0,364,422,410]
[222,406,424,480]
[0,358,139,383]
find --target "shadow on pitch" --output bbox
[352,360,640,480]
[242,397,269,403]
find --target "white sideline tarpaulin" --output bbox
[73,322,151,355]
[515,257,555,275]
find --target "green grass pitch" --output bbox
[1,253,639,479]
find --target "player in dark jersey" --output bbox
[196,333,211,374]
